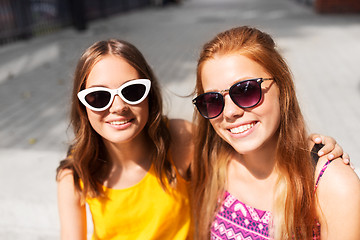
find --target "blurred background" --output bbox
[0,0,359,239]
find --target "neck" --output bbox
[226,138,279,211]
[232,138,278,180]
[100,133,153,189]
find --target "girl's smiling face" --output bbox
[85,55,149,145]
[201,54,281,155]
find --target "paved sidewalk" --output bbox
[0,0,359,239]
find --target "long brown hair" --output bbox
[191,26,316,239]
[56,39,173,202]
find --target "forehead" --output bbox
[86,55,139,88]
[201,54,268,91]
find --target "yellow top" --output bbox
[85,163,192,240]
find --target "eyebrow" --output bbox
[86,78,140,89]
[204,77,255,92]
[86,84,109,88]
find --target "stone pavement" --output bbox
[0,0,359,239]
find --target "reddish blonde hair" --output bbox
[191,26,316,239]
[56,39,173,202]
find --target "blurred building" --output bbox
[315,0,360,13]
[0,0,153,45]
[1,0,357,46]
[295,0,360,13]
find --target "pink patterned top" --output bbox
[211,160,332,240]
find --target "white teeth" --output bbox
[110,120,131,125]
[230,123,255,134]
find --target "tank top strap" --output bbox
[314,160,332,193]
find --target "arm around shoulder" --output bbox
[168,119,194,179]
[57,169,87,240]
[315,158,360,240]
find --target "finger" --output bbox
[317,135,337,157]
[310,134,322,145]
[325,143,344,160]
[343,152,355,169]
[309,134,325,153]
[342,152,350,165]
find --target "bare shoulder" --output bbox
[57,168,79,199]
[168,119,194,179]
[57,169,87,239]
[315,157,360,238]
[315,156,360,194]
[57,168,75,183]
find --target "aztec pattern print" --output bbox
[211,191,271,240]
[211,160,332,240]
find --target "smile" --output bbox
[109,119,132,125]
[229,122,255,134]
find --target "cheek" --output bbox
[266,85,280,112]
[86,109,104,130]
[142,102,150,122]
[272,104,281,130]
[262,95,281,130]
[135,99,150,124]
[209,118,225,137]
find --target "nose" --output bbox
[222,94,244,120]
[109,95,129,113]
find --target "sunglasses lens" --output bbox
[231,80,261,108]
[85,91,111,109]
[121,84,146,102]
[195,93,223,119]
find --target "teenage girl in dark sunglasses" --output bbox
[56,38,348,239]
[191,26,360,240]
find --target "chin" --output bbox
[227,138,265,155]
[102,132,134,144]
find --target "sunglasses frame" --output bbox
[192,78,274,119]
[77,79,151,111]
